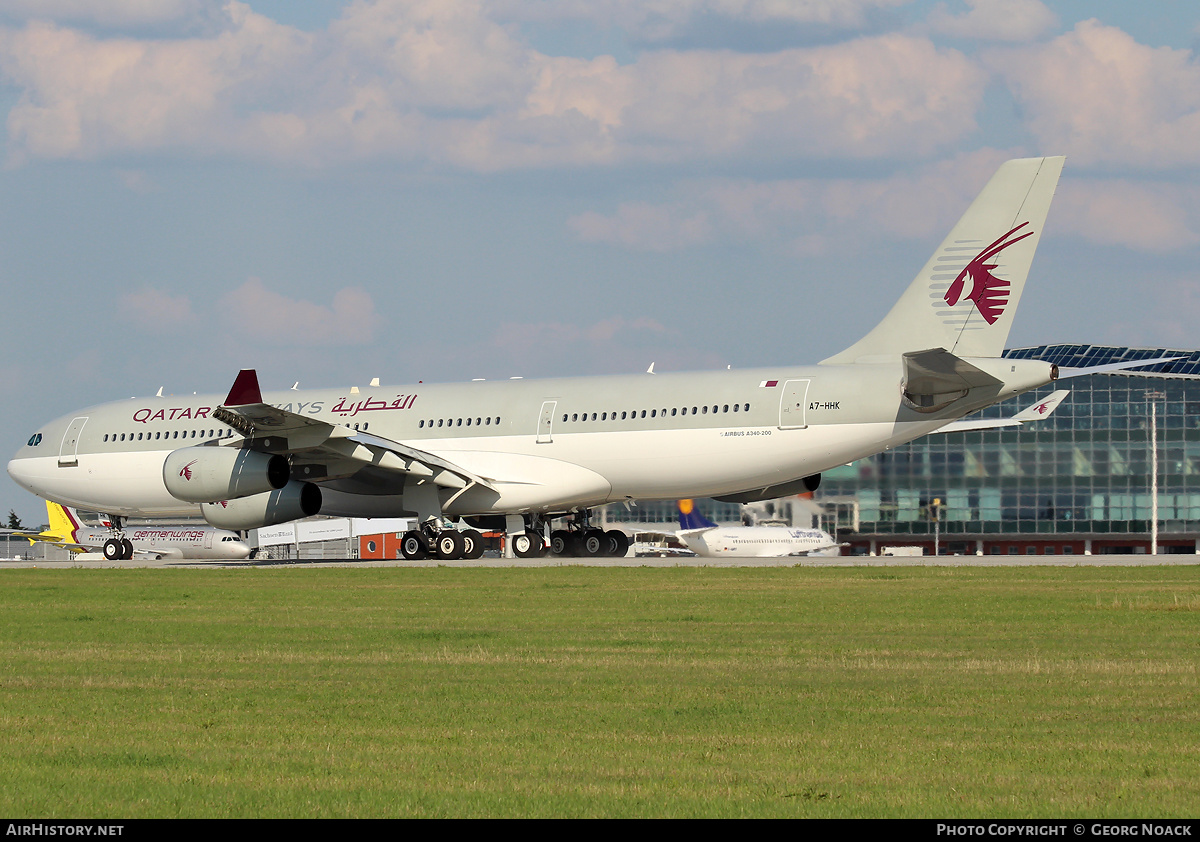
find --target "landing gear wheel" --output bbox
[550,530,574,557]
[433,530,466,560]
[121,539,134,560]
[400,530,429,560]
[604,530,630,558]
[580,529,606,557]
[103,539,123,561]
[461,529,485,560]
[512,530,543,559]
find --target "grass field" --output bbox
[0,566,1197,818]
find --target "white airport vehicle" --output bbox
[6,500,251,560]
[675,499,840,558]
[9,157,1141,560]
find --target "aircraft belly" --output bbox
[516,422,931,500]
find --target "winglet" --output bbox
[224,369,263,407]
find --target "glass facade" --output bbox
[603,345,1200,553]
[819,345,1200,551]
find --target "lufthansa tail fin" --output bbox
[678,499,719,532]
[822,156,1065,365]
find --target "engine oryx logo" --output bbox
[179,460,198,481]
[939,222,1034,326]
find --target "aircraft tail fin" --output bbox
[45,500,82,543]
[678,499,718,531]
[822,156,1065,365]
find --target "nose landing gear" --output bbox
[101,517,134,560]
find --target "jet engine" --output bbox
[714,473,821,505]
[163,446,290,503]
[200,481,322,530]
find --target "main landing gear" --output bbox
[548,511,629,558]
[399,522,486,561]
[507,511,630,559]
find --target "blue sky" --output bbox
[2,0,1199,522]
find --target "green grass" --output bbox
[0,566,1197,817]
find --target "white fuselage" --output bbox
[7,358,1054,521]
[75,524,251,559]
[679,526,838,558]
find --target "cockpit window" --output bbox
[27,433,42,447]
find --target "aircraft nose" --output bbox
[7,457,38,493]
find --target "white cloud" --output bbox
[927,0,1057,42]
[220,278,383,345]
[0,0,219,28]
[0,6,314,163]
[0,1,985,168]
[116,280,384,346]
[570,202,712,250]
[488,0,911,41]
[569,148,1017,251]
[477,315,718,376]
[120,288,195,329]
[1051,179,1200,253]
[987,20,1200,168]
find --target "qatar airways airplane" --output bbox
[11,157,1103,560]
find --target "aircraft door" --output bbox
[778,380,810,430]
[536,401,557,443]
[58,416,89,467]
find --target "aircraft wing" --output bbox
[213,370,496,493]
[791,541,846,557]
[1,531,90,552]
[936,389,1069,434]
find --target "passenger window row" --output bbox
[104,429,234,443]
[561,403,751,423]
[419,417,502,429]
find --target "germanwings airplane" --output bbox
[676,499,839,558]
[8,500,251,560]
[10,157,1086,559]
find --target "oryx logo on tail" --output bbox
[943,223,1034,325]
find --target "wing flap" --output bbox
[213,370,495,493]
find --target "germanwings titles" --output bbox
[10,157,1067,559]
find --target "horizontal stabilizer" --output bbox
[902,348,1002,410]
[904,348,1002,394]
[1056,357,1182,379]
[936,389,1069,433]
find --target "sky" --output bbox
[2,0,1200,522]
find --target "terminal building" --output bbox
[609,345,1200,556]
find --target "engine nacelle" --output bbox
[200,481,322,530]
[163,446,289,503]
[713,473,821,505]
